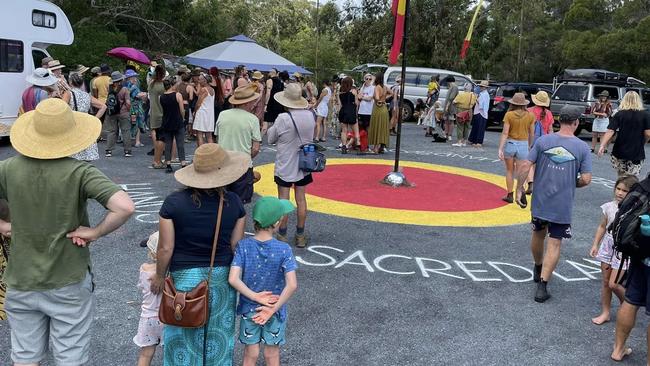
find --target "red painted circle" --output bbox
[308,164,508,212]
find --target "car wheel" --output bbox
[401,102,413,121]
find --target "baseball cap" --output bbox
[559,105,581,123]
[253,196,296,228]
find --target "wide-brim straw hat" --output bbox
[252,71,264,80]
[274,83,308,109]
[174,143,251,189]
[74,65,89,75]
[531,91,550,107]
[10,98,101,159]
[26,68,58,87]
[229,84,260,105]
[508,92,529,106]
[47,60,65,70]
[479,80,489,88]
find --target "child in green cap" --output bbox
[228,196,299,366]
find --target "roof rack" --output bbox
[558,68,629,86]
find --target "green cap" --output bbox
[253,196,296,228]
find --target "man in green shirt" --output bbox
[0,98,135,365]
[216,84,262,204]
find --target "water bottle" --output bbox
[309,145,315,152]
[303,145,309,153]
[641,214,650,237]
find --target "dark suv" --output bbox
[487,83,554,128]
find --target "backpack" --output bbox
[533,120,544,143]
[106,88,121,116]
[610,179,650,280]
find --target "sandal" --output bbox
[149,163,165,169]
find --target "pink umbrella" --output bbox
[106,47,151,65]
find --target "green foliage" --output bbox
[49,25,127,71]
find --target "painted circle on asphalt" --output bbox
[254,159,530,227]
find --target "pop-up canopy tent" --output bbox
[185,35,312,74]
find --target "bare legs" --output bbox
[196,131,214,146]
[314,116,327,141]
[243,344,280,366]
[611,301,637,361]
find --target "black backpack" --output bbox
[610,178,650,278]
[106,88,121,116]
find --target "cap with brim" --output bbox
[174,143,251,189]
[10,98,101,159]
[47,60,65,71]
[274,83,309,109]
[531,91,550,107]
[229,84,260,105]
[253,196,296,228]
[507,92,529,106]
[559,105,582,123]
[26,68,58,87]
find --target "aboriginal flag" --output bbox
[460,0,484,59]
[389,0,406,65]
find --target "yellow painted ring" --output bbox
[254,159,530,227]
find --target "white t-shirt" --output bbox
[358,84,375,116]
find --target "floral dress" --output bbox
[68,88,100,161]
[126,80,146,137]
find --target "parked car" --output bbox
[383,67,474,121]
[487,83,554,129]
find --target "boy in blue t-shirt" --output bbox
[229,196,298,366]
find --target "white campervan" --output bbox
[0,0,73,136]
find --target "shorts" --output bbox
[624,260,650,315]
[503,139,529,160]
[153,128,164,141]
[358,114,371,130]
[275,174,313,188]
[5,271,95,365]
[595,235,628,270]
[227,168,254,204]
[238,311,286,346]
[611,155,643,177]
[592,117,609,133]
[133,316,163,347]
[531,217,572,239]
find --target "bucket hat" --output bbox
[174,143,250,189]
[26,68,58,87]
[47,60,65,71]
[479,80,489,88]
[10,98,102,159]
[253,196,295,228]
[274,83,309,109]
[598,90,610,98]
[100,63,112,74]
[90,66,101,75]
[111,71,124,83]
[124,69,138,79]
[531,91,550,107]
[252,71,264,80]
[508,92,529,106]
[229,84,260,105]
[292,72,302,79]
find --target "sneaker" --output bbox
[134,142,145,148]
[452,142,463,147]
[534,281,551,303]
[533,264,543,283]
[294,234,308,248]
[124,151,133,157]
[276,233,288,243]
[105,150,112,157]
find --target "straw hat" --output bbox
[47,60,65,71]
[174,143,250,189]
[531,91,550,107]
[26,68,58,87]
[292,72,302,79]
[479,80,489,88]
[41,56,53,67]
[252,71,264,80]
[508,92,529,106]
[10,98,101,159]
[73,64,89,75]
[229,84,260,105]
[177,65,190,74]
[274,83,308,109]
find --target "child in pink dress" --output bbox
[133,232,163,366]
[589,175,638,325]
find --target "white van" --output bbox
[383,67,474,120]
[0,0,73,136]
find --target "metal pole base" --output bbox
[381,171,415,188]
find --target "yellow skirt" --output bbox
[368,104,390,147]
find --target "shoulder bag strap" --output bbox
[287,112,304,145]
[71,90,78,111]
[206,190,225,283]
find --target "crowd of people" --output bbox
[4,56,650,365]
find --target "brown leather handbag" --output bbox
[159,192,224,328]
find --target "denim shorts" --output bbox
[531,217,572,239]
[238,310,286,346]
[503,139,529,160]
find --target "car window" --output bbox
[592,86,619,100]
[417,74,433,87]
[0,39,24,73]
[32,49,47,69]
[386,71,417,87]
[455,76,471,88]
[497,86,516,98]
[641,89,650,105]
[552,85,589,102]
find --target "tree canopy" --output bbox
[49,0,650,83]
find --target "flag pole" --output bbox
[393,0,410,173]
